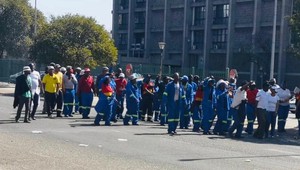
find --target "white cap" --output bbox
[23,66,31,72]
[80,70,85,75]
[119,73,125,78]
[48,66,55,70]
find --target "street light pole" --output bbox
[270,0,278,79]
[34,0,37,37]
[158,42,166,77]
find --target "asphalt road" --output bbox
[1,95,300,170]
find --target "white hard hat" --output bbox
[119,73,125,78]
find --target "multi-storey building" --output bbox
[112,0,298,86]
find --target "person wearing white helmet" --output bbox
[213,80,229,136]
[123,73,140,125]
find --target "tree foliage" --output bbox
[30,15,118,68]
[290,0,300,57]
[0,0,46,58]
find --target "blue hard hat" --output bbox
[181,75,188,81]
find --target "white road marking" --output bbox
[118,138,128,142]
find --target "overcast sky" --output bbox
[28,0,113,31]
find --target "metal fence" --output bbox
[0,59,30,82]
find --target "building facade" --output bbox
[112,0,299,86]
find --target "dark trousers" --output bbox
[141,96,153,120]
[55,90,63,116]
[266,111,276,137]
[254,108,267,138]
[45,92,56,116]
[116,94,125,118]
[16,96,31,121]
[31,93,40,118]
[228,108,246,137]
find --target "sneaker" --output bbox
[31,116,36,120]
[24,120,30,123]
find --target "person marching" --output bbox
[202,77,216,135]
[123,74,140,126]
[180,75,193,129]
[28,63,43,120]
[13,66,32,123]
[162,73,184,135]
[62,66,78,117]
[266,86,280,138]
[141,76,155,122]
[228,81,250,138]
[115,73,127,119]
[253,82,270,139]
[226,78,237,130]
[77,68,95,119]
[159,76,170,126]
[213,80,230,135]
[42,66,59,118]
[74,67,82,114]
[276,82,291,133]
[191,83,203,133]
[245,82,259,135]
[94,76,115,126]
[54,64,63,117]
[153,75,161,122]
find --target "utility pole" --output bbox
[270,0,278,79]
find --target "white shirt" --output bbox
[231,87,247,109]
[174,82,180,101]
[267,93,279,112]
[256,89,269,109]
[29,70,41,95]
[277,88,291,106]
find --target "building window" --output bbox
[212,29,227,50]
[131,33,145,58]
[193,6,205,26]
[118,34,128,50]
[118,13,128,30]
[192,31,204,50]
[213,4,229,25]
[134,12,145,29]
[119,0,129,10]
[136,0,146,8]
[193,0,204,3]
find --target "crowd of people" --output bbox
[13,62,300,139]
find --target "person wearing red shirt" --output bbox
[191,84,203,132]
[115,73,127,119]
[141,78,154,121]
[77,68,95,119]
[245,82,259,134]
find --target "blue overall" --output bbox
[94,92,114,126]
[180,83,193,129]
[213,89,229,135]
[202,80,215,133]
[245,103,256,134]
[162,82,185,133]
[81,92,93,118]
[192,101,202,132]
[159,83,168,125]
[277,105,290,132]
[63,89,75,116]
[123,81,140,125]
[109,79,117,121]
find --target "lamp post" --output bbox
[34,0,38,37]
[158,42,166,77]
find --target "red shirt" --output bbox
[247,89,259,105]
[195,88,203,101]
[102,84,114,96]
[143,83,154,95]
[115,78,127,95]
[78,76,94,94]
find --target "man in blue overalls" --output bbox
[123,74,140,125]
[213,80,230,135]
[202,77,216,135]
[180,75,193,129]
[162,73,185,135]
[159,76,170,126]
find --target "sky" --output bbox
[28,0,113,31]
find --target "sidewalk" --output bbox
[0,82,15,96]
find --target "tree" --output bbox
[0,0,46,58]
[30,15,118,68]
[290,0,300,57]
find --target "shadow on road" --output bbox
[179,154,300,162]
